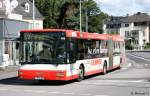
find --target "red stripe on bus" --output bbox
[18,70,67,80]
[20,29,124,40]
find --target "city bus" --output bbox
[18,29,125,81]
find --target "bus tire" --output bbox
[103,61,107,75]
[77,65,84,82]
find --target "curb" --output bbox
[0,71,17,80]
[0,66,19,76]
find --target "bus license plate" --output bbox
[35,77,44,80]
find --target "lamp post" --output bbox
[80,0,82,33]
[85,0,88,32]
[32,0,35,29]
[80,0,88,32]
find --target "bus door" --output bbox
[108,39,113,69]
[113,42,121,67]
[68,38,78,77]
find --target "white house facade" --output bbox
[104,12,150,50]
[0,0,44,29]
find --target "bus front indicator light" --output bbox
[18,71,23,75]
[56,71,65,77]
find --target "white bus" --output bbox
[18,29,125,81]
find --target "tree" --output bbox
[57,0,79,29]
[80,0,109,33]
[35,0,68,28]
[35,0,109,33]
[88,12,108,33]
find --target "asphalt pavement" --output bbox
[0,52,150,96]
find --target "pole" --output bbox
[33,0,35,29]
[80,0,82,33]
[85,0,88,32]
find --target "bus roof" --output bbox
[21,29,124,41]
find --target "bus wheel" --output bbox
[77,65,84,82]
[103,62,107,75]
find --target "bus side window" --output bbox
[77,40,85,60]
[100,40,108,57]
[68,38,77,63]
[86,40,92,59]
[92,40,100,58]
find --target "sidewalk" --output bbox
[0,66,19,80]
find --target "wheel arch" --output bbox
[79,63,85,73]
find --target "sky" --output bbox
[94,0,150,16]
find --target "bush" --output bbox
[125,43,133,50]
[144,43,150,49]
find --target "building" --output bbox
[0,0,44,68]
[104,12,150,50]
[0,0,44,29]
[0,18,29,68]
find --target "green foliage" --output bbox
[125,41,133,50]
[88,12,108,33]
[144,43,150,49]
[35,0,108,33]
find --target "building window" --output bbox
[125,31,130,37]
[25,3,30,13]
[125,23,129,27]
[131,30,139,37]
[134,22,147,26]
[0,2,2,8]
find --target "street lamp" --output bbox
[85,0,88,32]
[32,0,35,29]
[80,0,88,33]
[80,0,82,33]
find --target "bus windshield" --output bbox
[20,32,67,64]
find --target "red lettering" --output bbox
[91,59,102,66]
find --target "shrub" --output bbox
[125,42,133,50]
[144,43,150,49]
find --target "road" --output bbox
[0,52,150,96]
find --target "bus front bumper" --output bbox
[18,70,69,81]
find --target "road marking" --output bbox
[79,93,91,95]
[35,90,46,93]
[48,91,60,94]
[63,92,75,95]
[128,54,150,62]
[0,89,8,91]
[24,90,33,92]
[95,95,108,96]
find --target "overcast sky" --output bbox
[94,0,150,16]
